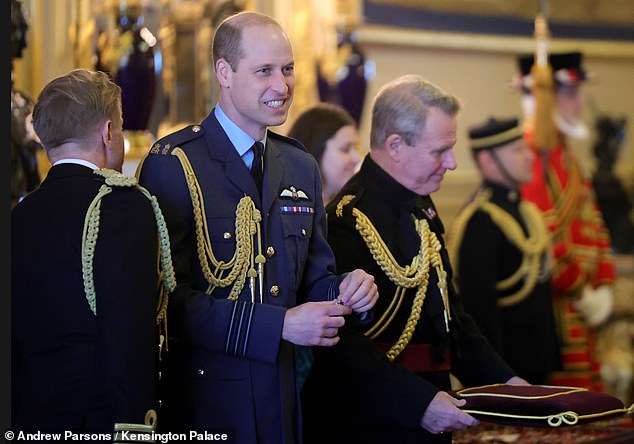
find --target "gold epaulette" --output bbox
[336,194,356,218]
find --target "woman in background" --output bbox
[287,103,362,388]
[288,103,362,205]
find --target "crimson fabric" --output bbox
[451,384,629,428]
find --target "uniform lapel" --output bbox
[203,112,260,199]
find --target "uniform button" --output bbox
[301,228,307,237]
[223,232,232,239]
[270,285,280,297]
[197,368,205,375]
[192,125,201,132]
[267,246,275,257]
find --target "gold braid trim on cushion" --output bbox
[82,170,177,329]
[170,148,263,301]
[454,384,634,427]
[350,206,446,361]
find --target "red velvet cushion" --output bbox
[450,384,633,428]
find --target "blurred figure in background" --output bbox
[287,102,362,205]
[448,116,561,385]
[514,51,616,391]
[11,0,42,207]
[287,102,363,388]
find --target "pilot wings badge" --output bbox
[280,185,309,201]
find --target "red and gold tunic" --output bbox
[520,127,616,391]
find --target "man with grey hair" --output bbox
[137,10,377,444]
[302,74,526,444]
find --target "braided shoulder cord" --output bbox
[446,186,552,307]
[82,184,113,315]
[353,208,429,287]
[137,186,177,324]
[386,221,447,362]
[82,169,178,324]
[349,205,447,361]
[481,201,551,306]
[170,148,260,300]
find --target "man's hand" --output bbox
[420,391,479,434]
[337,269,378,313]
[282,301,352,346]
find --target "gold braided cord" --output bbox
[545,154,584,242]
[386,229,446,362]
[481,201,549,255]
[353,209,429,288]
[350,206,446,361]
[171,148,260,300]
[483,200,551,306]
[82,184,113,315]
[364,286,405,339]
[82,170,177,324]
[447,190,551,308]
[336,194,355,217]
[137,186,177,324]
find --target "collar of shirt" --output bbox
[214,104,267,170]
[53,158,100,170]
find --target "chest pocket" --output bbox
[281,213,314,288]
[206,217,238,264]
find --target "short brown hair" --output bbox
[370,74,461,149]
[287,103,356,165]
[212,11,282,71]
[32,69,121,150]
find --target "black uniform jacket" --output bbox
[12,164,159,433]
[302,156,515,444]
[451,181,561,384]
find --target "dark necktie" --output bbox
[250,141,264,196]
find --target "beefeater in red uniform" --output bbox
[514,50,616,392]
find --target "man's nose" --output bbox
[444,149,457,170]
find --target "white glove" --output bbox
[573,285,614,327]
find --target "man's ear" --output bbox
[216,58,233,89]
[385,134,403,161]
[100,119,113,148]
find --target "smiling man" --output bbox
[136,11,377,444]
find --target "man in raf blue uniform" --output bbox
[136,11,377,444]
